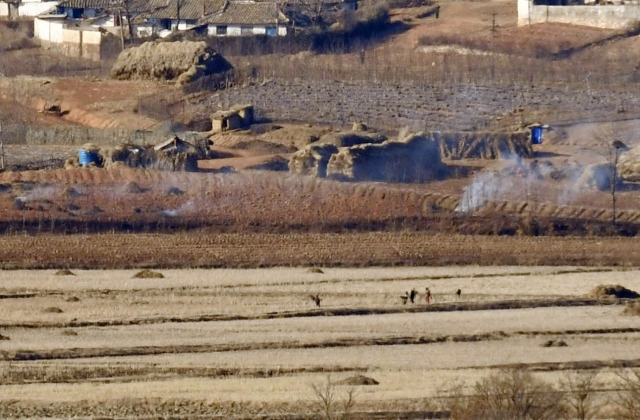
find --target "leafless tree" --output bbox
[311,375,357,420]
[559,370,604,420]
[613,369,640,419]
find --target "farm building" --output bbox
[518,0,640,28]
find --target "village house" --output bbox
[203,1,288,37]
[134,0,288,38]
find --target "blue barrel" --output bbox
[78,149,100,167]
[531,126,543,144]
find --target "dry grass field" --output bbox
[1,266,640,418]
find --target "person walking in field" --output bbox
[409,288,417,304]
[400,291,409,305]
[425,287,431,304]
[455,289,461,299]
[310,294,322,307]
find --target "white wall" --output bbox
[0,3,9,17]
[518,0,640,28]
[34,17,64,42]
[18,1,59,16]
[207,24,287,36]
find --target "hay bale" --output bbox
[111,41,232,85]
[133,269,164,279]
[326,132,446,182]
[289,143,339,177]
[307,267,324,274]
[319,130,386,147]
[66,296,81,302]
[588,284,640,299]
[55,269,76,276]
[61,330,78,336]
[42,307,64,313]
[337,375,379,386]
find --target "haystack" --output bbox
[435,131,532,160]
[111,41,232,85]
[102,138,200,172]
[326,132,446,182]
[55,269,76,276]
[289,143,339,177]
[588,284,640,299]
[133,269,164,279]
[318,130,386,147]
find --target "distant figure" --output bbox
[455,289,462,299]
[409,288,417,304]
[359,48,366,64]
[425,287,431,304]
[435,4,440,18]
[400,292,409,305]
[310,294,322,307]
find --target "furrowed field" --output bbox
[1,266,640,418]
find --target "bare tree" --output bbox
[311,375,357,420]
[110,0,144,40]
[613,369,640,419]
[559,370,604,420]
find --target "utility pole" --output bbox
[0,121,5,171]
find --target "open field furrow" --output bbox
[5,325,640,362]
[0,298,618,329]
[0,233,640,269]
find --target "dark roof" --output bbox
[58,0,112,8]
[140,0,225,20]
[205,1,287,25]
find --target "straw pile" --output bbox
[111,41,232,85]
[326,132,446,182]
[588,284,639,299]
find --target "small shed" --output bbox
[211,104,254,133]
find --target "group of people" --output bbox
[400,287,461,305]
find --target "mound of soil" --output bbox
[588,284,640,299]
[166,187,185,196]
[42,307,64,313]
[307,267,324,274]
[133,269,164,279]
[55,269,76,276]
[61,330,78,336]
[542,339,568,347]
[621,301,640,316]
[337,375,379,386]
[65,296,81,302]
[0,334,10,340]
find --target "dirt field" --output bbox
[0,266,639,418]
